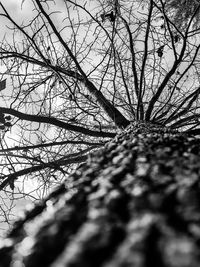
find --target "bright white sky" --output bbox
[0,0,62,32]
[0,0,60,235]
[0,0,33,32]
[0,0,102,235]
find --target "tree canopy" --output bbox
[1,0,200,228]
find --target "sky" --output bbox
[0,0,101,236]
[0,0,33,32]
[0,0,58,235]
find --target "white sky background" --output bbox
[0,0,102,236]
[0,0,73,235]
[0,0,103,153]
[0,0,34,36]
[0,0,68,151]
[0,0,34,235]
[0,0,101,151]
[0,0,86,145]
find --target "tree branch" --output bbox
[34,0,130,129]
[0,140,104,153]
[0,107,116,138]
[137,0,153,120]
[0,155,87,191]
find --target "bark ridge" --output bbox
[0,122,200,267]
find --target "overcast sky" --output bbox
[0,0,33,25]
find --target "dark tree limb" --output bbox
[0,107,116,138]
[33,0,130,129]
[0,140,104,153]
[0,153,88,191]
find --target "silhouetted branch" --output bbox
[0,140,104,153]
[0,107,115,138]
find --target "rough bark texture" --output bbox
[0,122,200,267]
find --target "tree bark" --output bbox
[0,122,200,267]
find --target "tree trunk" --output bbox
[0,122,200,267]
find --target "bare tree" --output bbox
[1,0,200,228]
